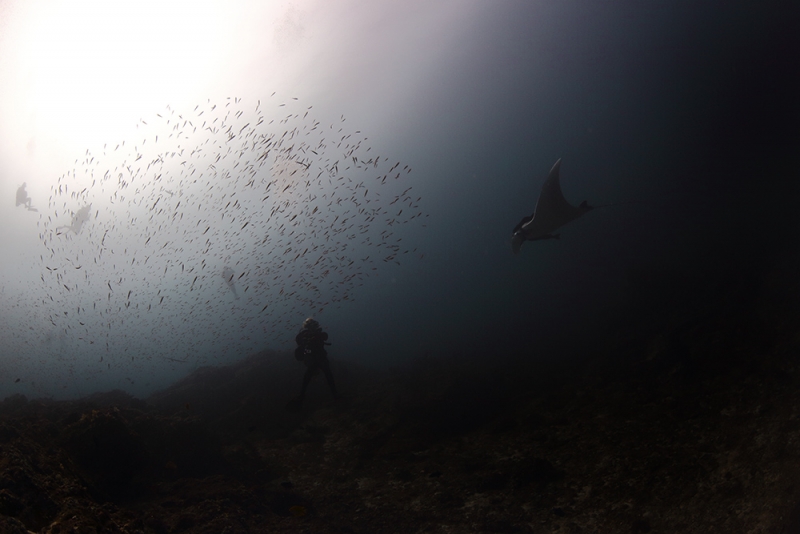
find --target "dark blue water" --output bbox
[1,1,797,399]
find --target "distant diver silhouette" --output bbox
[15,183,38,212]
[56,204,93,235]
[511,159,592,254]
[287,317,338,409]
[222,266,240,299]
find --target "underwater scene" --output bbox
[0,1,799,532]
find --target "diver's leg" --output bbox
[299,366,315,400]
[320,359,338,399]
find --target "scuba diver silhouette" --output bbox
[288,318,338,408]
[16,183,37,212]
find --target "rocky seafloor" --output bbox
[3,262,800,533]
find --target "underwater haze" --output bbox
[0,0,797,400]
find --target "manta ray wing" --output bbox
[523,159,585,237]
[512,159,591,253]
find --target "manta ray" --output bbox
[56,204,93,235]
[511,159,592,254]
[222,266,240,299]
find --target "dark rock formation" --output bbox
[2,258,800,534]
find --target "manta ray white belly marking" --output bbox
[511,159,592,254]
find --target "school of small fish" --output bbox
[9,96,424,393]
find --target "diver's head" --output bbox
[302,317,320,330]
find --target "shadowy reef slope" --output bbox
[2,259,800,532]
